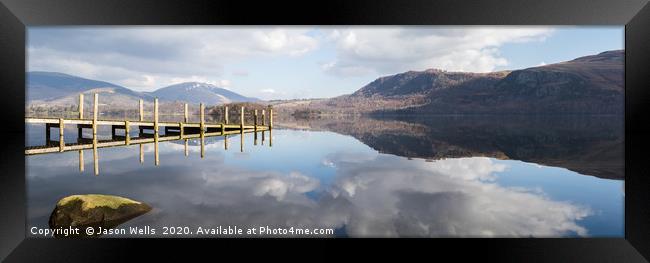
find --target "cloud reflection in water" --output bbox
[326,154,591,237]
[27,135,593,237]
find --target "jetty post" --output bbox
[154,134,160,165]
[240,131,244,152]
[261,109,265,146]
[200,132,205,158]
[220,106,226,135]
[154,98,159,134]
[92,93,98,138]
[77,93,84,137]
[240,106,244,152]
[254,109,258,131]
[79,150,84,172]
[200,103,205,158]
[179,122,184,137]
[184,103,189,123]
[182,103,188,137]
[137,99,143,134]
[138,100,144,163]
[58,118,65,152]
[182,104,187,155]
[140,144,144,164]
[269,106,273,129]
[224,106,229,124]
[45,124,51,143]
[200,103,205,132]
[79,93,84,119]
[77,93,84,172]
[135,100,144,163]
[139,99,144,121]
[240,106,244,130]
[93,137,99,176]
[125,120,130,145]
[92,94,99,175]
[154,98,159,166]
[254,109,258,145]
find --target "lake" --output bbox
[26,115,624,237]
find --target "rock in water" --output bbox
[49,194,152,237]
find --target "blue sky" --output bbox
[27,26,623,100]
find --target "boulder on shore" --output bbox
[49,194,152,237]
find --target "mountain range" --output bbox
[29,49,624,115]
[26,72,259,108]
[274,50,624,114]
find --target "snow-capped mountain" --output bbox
[149,82,259,104]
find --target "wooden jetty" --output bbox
[25,93,274,175]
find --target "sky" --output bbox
[27,26,623,100]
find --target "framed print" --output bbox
[0,0,649,261]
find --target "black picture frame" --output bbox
[1,0,649,261]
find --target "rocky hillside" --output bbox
[352,69,510,98]
[393,50,623,114]
[274,50,623,115]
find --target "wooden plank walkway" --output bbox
[27,94,271,129]
[25,93,275,166]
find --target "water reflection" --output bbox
[326,155,593,237]
[277,115,624,180]
[26,125,271,175]
[25,115,623,237]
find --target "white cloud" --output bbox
[251,29,319,56]
[28,27,320,91]
[322,26,554,76]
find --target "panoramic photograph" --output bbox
[25,26,624,238]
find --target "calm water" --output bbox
[26,115,624,237]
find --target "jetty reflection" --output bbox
[25,129,272,175]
